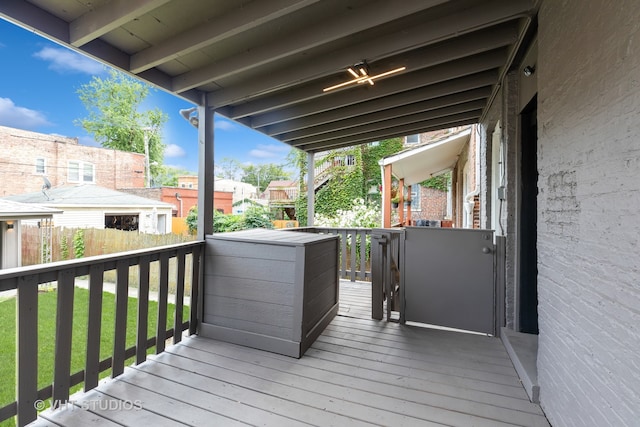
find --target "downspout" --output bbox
[464,125,481,228]
[175,192,183,217]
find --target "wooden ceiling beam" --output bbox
[262,71,496,136]
[278,88,490,142]
[208,0,533,107]
[130,0,318,73]
[71,0,171,47]
[227,25,516,118]
[290,100,486,146]
[172,0,449,93]
[296,112,481,152]
[246,49,506,128]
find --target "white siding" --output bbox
[537,1,640,425]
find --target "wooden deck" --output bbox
[32,281,549,427]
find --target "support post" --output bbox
[383,164,392,228]
[406,184,412,225]
[197,98,214,239]
[398,178,405,226]
[307,151,315,226]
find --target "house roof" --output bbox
[0,1,537,153]
[0,199,62,221]
[266,180,298,189]
[380,127,471,185]
[2,185,174,208]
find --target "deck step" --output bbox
[501,327,540,403]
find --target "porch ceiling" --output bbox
[0,0,537,153]
[380,127,470,185]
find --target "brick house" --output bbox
[0,125,145,196]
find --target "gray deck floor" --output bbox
[32,281,549,427]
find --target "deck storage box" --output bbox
[201,229,340,358]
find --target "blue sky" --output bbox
[0,18,294,175]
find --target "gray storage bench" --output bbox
[201,228,340,358]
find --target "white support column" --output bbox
[306,151,315,226]
[197,98,214,239]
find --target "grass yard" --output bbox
[0,287,189,427]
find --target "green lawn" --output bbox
[0,287,189,427]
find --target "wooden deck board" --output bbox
[33,280,549,427]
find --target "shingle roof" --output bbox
[2,185,173,208]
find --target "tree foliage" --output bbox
[241,163,290,192]
[185,205,274,234]
[420,172,451,192]
[154,166,194,187]
[294,139,403,225]
[76,69,168,180]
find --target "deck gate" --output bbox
[403,227,498,335]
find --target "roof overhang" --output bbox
[0,0,538,152]
[0,200,62,221]
[379,128,470,185]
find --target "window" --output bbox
[410,185,421,210]
[35,158,46,174]
[406,134,420,144]
[105,214,139,231]
[68,161,95,183]
[346,155,356,166]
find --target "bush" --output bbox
[186,205,275,234]
[315,198,380,228]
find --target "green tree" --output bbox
[154,166,194,187]
[215,157,243,180]
[76,69,168,181]
[241,163,290,192]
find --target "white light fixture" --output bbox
[179,107,199,128]
[323,61,406,92]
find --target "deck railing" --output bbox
[0,241,204,427]
[294,227,372,281]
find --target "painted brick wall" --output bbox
[537,1,640,425]
[0,126,145,196]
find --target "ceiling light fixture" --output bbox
[323,61,406,92]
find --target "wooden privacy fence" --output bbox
[0,241,204,427]
[294,227,372,281]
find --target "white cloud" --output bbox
[214,119,237,131]
[0,97,51,129]
[164,143,186,158]
[33,46,104,75]
[249,143,290,159]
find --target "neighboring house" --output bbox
[176,175,198,189]
[2,185,173,234]
[380,127,474,228]
[0,125,146,196]
[119,187,233,216]
[0,200,61,268]
[179,176,261,213]
[213,178,264,214]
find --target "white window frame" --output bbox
[35,158,46,175]
[68,161,95,183]
[406,134,420,144]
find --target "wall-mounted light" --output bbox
[523,65,535,77]
[179,107,199,128]
[7,221,14,230]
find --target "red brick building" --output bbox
[0,125,145,196]
[120,187,233,216]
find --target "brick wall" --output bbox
[409,186,447,222]
[536,1,640,425]
[0,126,145,196]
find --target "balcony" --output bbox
[1,230,548,427]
